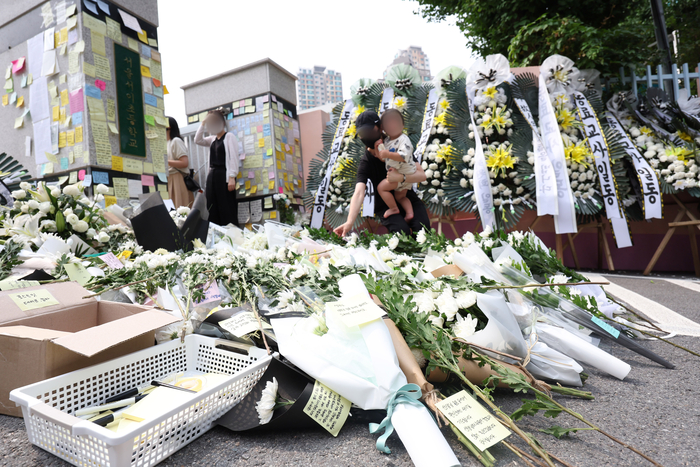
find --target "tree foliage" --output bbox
[408,0,698,75]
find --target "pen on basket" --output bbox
[90,408,145,427]
[105,383,155,403]
[150,380,197,393]
[75,394,150,416]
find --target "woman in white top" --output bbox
[194,109,240,226]
[166,117,194,209]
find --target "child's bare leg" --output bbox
[394,189,414,221]
[378,179,401,218]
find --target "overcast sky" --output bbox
[159,0,475,124]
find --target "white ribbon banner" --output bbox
[378,88,394,116]
[605,114,663,219]
[538,74,577,234]
[511,96,558,216]
[573,92,632,248]
[310,100,355,228]
[412,88,438,165]
[466,87,496,229]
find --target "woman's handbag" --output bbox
[183,169,201,192]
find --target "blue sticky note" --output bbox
[92,171,109,185]
[85,84,101,100]
[281,136,287,144]
[244,128,250,135]
[144,93,157,107]
[157,172,167,182]
[141,44,151,59]
[73,111,83,125]
[21,76,27,88]
[83,0,98,14]
[227,113,233,120]
[97,0,110,14]
[60,157,69,170]
[153,86,163,98]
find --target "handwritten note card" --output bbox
[325,293,386,328]
[436,390,510,450]
[9,289,60,311]
[303,381,351,437]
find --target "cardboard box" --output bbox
[0,282,179,417]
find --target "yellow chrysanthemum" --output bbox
[439,99,450,110]
[436,145,453,175]
[640,126,653,136]
[483,86,498,100]
[556,108,578,131]
[677,131,693,142]
[393,97,407,109]
[480,106,512,132]
[353,105,366,118]
[486,145,517,178]
[564,140,591,166]
[346,123,357,138]
[434,112,447,126]
[666,146,694,163]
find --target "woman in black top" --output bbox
[194,110,241,226]
[334,111,430,237]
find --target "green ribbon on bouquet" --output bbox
[369,383,425,454]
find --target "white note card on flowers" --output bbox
[436,390,510,450]
[325,293,386,328]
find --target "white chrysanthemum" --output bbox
[550,273,569,284]
[416,229,427,244]
[436,288,459,321]
[453,313,478,340]
[256,377,279,425]
[455,290,477,309]
[388,236,399,250]
[412,292,437,313]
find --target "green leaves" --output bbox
[511,392,564,421]
[540,425,592,439]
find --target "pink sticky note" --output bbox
[95,79,106,91]
[11,57,25,74]
[247,171,254,178]
[100,252,124,269]
[78,169,86,181]
[257,125,263,132]
[279,187,283,194]
[194,281,221,305]
[141,174,154,186]
[239,100,245,106]
[268,171,275,180]
[70,88,84,113]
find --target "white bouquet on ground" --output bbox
[272,274,460,467]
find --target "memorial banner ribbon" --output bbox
[466,87,496,229]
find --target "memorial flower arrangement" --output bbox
[0,181,113,253]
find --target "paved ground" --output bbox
[1,274,699,467]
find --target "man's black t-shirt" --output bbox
[356,149,421,216]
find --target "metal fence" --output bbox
[606,63,700,100]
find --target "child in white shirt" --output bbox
[376,109,416,220]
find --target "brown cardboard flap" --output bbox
[430,264,465,278]
[0,326,72,341]
[51,309,180,357]
[0,282,95,324]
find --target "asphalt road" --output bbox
[1,273,699,467]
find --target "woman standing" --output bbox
[194,109,240,226]
[166,116,194,208]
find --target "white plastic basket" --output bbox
[10,335,271,467]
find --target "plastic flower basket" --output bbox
[10,335,271,467]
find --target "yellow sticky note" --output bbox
[325,293,386,327]
[14,115,24,129]
[60,89,69,106]
[112,155,123,171]
[59,27,68,45]
[258,138,264,148]
[123,158,143,174]
[276,160,282,170]
[269,211,277,219]
[58,132,66,148]
[436,390,511,450]
[127,37,139,51]
[108,122,119,134]
[75,125,83,142]
[9,289,60,311]
[140,65,151,78]
[45,152,58,163]
[268,180,275,190]
[302,381,351,437]
[83,62,95,77]
[16,95,24,107]
[105,195,117,207]
[251,185,257,194]
[245,180,251,190]
[91,30,106,56]
[137,29,148,44]
[67,130,75,146]
[2,94,8,106]
[52,105,60,121]
[283,173,288,181]
[64,262,92,286]
[163,85,169,95]
[59,106,66,122]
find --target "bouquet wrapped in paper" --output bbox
[272,274,460,467]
